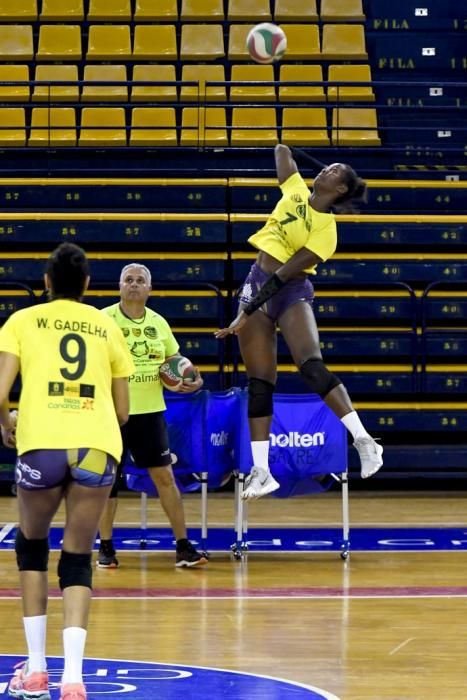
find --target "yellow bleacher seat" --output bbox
[180,65,226,102]
[0,107,26,145]
[33,65,79,102]
[281,107,330,146]
[130,107,177,146]
[87,0,131,21]
[228,24,254,60]
[131,65,177,102]
[228,0,271,21]
[79,107,127,146]
[231,107,278,146]
[0,0,37,21]
[180,107,228,146]
[331,107,381,146]
[0,65,29,101]
[36,25,82,61]
[134,0,178,21]
[0,25,33,60]
[327,64,374,101]
[28,107,76,146]
[180,24,225,61]
[279,24,320,60]
[230,65,275,102]
[279,65,324,102]
[86,25,131,60]
[40,0,84,21]
[133,25,177,60]
[181,0,224,21]
[82,65,128,102]
[274,0,318,21]
[321,24,367,59]
[320,0,365,21]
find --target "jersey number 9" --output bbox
[59,333,87,381]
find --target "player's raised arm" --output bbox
[274,144,298,185]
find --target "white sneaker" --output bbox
[354,437,384,478]
[242,466,279,500]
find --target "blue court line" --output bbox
[2,526,467,552]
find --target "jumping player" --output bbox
[215,144,383,500]
[0,243,134,700]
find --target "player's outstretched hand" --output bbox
[178,367,204,393]
[214,311,248,339]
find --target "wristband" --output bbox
[243,273,285,316]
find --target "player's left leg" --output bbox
[279,301,383,478]
[148,464,208,567]
[59,460,114,700]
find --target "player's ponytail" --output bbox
[332,165,368,214]
[46,242,89,300]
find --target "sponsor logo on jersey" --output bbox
[144,326,158,339]
[48,382,64,396]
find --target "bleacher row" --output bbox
[0,178,465,407]
[0,105,381,147]
[0,23,368,61]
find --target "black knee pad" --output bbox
[300,358,342,398]
[248,377,275,418]
[15,529,49,572]
[57,551,93,590]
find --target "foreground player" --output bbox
[0,243,134,700]
[215,144,383,499]
[97,263,208,569]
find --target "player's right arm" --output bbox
[111,377,129,426]
[0,351,20,446]
[275,144,298,185]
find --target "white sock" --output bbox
[23,615,47,673]
[251,440,270,471]
[62,627,87,685]
[341,411,371,441]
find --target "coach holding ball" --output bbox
[97,262,208,569]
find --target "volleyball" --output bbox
[159,355,197,392]
[246,23,287,64]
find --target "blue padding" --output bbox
[125,390,348,499]
[236,391,348,497]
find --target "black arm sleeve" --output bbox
[243,273,285,316]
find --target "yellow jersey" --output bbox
[248,172,337,274]
[102,303,179,415]
[0,299,134,461]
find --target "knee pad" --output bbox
[57,551,93,590]
[15,530,49,571]
[248,377,275,418]
[300,358,341,398]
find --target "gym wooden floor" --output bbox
[1,490,467,699]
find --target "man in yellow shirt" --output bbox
[98,263,208,568]
[0,243,134,700]
[216,144,383,499]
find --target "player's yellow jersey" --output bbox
[248,172,337,274]
[102,303,179,415]
[0,299,134,462]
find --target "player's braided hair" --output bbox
[46,242,89,300]
[331,164,368,213]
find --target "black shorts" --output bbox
[111,412,172,497]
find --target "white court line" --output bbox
[0,594,466,601]
[0,523,15,543]
[389,638,415,655]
